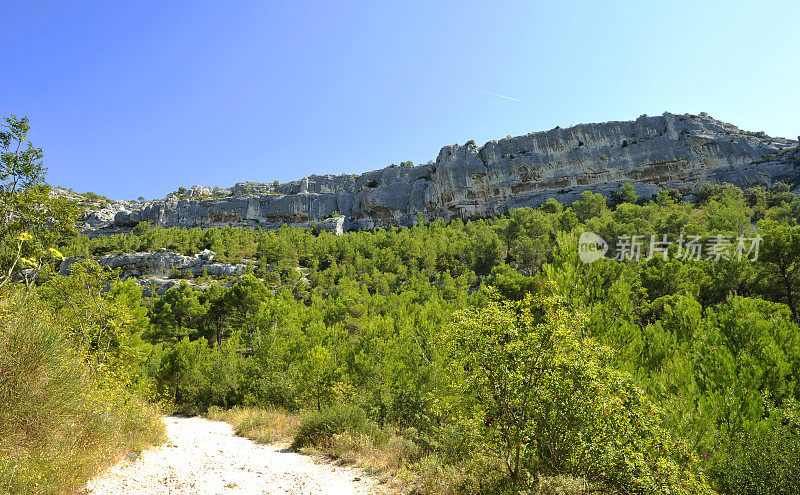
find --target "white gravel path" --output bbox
[84,416,385,495]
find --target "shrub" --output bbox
[440,286,714,493]
[0,291,164,495]
[712,401,800,495]
[291,403,367,449]
[132,221,152,235]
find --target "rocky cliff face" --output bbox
[59,250,249,295]
[59,250,247,279]
[83,113,798,233]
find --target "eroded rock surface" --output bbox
[60,250,248,294]
[82,113,799,233]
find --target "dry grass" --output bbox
[532,475,590,495]
[205,405,591,494]
[0,293,165,495]
[206,406,428,492]
[206,405,300,444]
[318,433,591,494]
[326,431,421,473]
[208,405,486,494]
[315,430,424,491]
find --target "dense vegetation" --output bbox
[0,116,163,495]
[54,173,800,493]
[4,113,800,493]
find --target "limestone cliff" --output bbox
[58,250,248,295]
[83,113,798,233]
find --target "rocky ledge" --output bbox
[59,250,248,294]
[82,113,799,233]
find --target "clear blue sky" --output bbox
[2,1,798,200]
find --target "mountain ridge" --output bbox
[81,112,799,234]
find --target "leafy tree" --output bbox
[225,275,271,335]
[149,281,206,342]
[706,191,751,233]
[571,190,607,222]
[440,286,713,493]
[299,345,339,411]
[758,222,800,320]
[767,182,797,208]
[133,220,152,235]
[0,115,78,284]
[655,188,682,206]
[615,182,638,204]
[486,263,539,300]
[38,260,150,373]
[539,197,563,214]
[713,400,800,495]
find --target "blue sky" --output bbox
[2,1,798,200]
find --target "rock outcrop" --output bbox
[60,250,247,279]
[82,113,799,233]
[81,200,139,229]
[59,250,250,295]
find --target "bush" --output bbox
[0,291,164,495]
[292,403,367,449]
[132,221,152,235]
[440,286,714,493]
[713,401,800,495]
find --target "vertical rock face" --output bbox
[85,113,798,233]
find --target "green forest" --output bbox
[2,114,800,494]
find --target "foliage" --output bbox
[613,182,638,205]
[0,115,79,285]
[0,290,164,495]
[440,287,714,493]
[38,260,151,374]
[712,400,800,495]
[8,113,799,494]
[49,176,800,493]
[292,403,368,449]
[0,115,162,494]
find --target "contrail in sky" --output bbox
[479,90,520,102]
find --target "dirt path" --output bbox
[84,416,385,495]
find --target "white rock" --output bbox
[79,113,799,233]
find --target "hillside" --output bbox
[5,108,800,494]
[59,182,800,494]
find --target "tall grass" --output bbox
[0,292,165,495]
[206,405,300,444]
